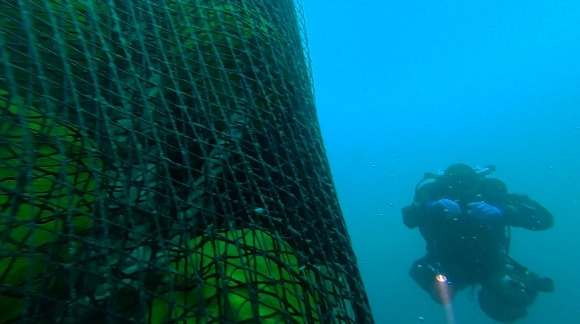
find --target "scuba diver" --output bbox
[402,163,554,322]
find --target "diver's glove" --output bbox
[425,199,462,218]
[532,276,554,293]
[467,202,506,227]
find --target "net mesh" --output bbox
[0,0,374,323]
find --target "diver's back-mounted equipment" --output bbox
[417,164,496,192]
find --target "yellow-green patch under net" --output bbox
[0,91,102,324]
[150,229,320,323]
[0,90,100,250]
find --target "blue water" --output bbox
[304,1,580,323]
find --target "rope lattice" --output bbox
[0,1,373,323]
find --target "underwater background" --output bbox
[304,1,580,324]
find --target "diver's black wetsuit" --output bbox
[402,166,554,322]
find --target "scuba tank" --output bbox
[415,164,496,193]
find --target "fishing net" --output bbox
[0,0,374,323]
